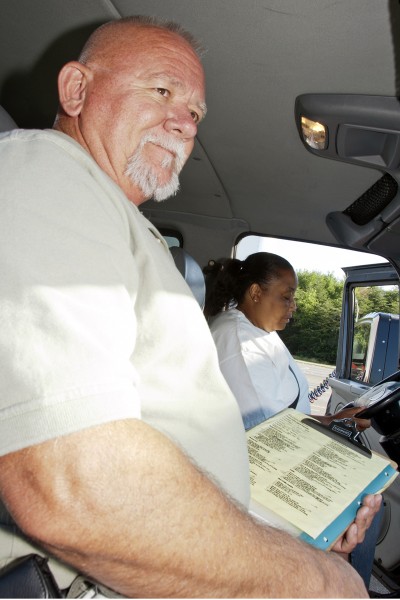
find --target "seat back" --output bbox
[0,106,17,133]
[170,246,206,309]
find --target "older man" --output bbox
[0,16,378,598]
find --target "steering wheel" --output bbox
[353,378,400,436]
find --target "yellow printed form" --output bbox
[248,409,397,540]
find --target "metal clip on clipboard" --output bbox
[302,417,372,457]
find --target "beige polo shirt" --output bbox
[0,129,250,505]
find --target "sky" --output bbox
[236,236,388,281]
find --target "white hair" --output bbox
[125,133,187,202]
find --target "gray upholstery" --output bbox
[0,105,17,132]
[170,246,206,309]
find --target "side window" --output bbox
[349,284,400,385]
[236,235,398,383]
[350,319,371,382]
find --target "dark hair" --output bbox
[203,252,294,317]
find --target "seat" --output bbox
[170,246,206,309]
[0,105,17,133]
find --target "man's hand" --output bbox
[331,494,382,556]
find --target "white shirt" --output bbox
[209,308,310,429]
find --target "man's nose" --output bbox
[164,108,198,139]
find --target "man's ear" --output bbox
[57,61,91,117]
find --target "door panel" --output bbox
[328,263,400,586]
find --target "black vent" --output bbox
[343,173,398,226]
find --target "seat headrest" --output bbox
[170,246,206,309]
[0,106,17,133]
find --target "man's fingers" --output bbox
[331,494,382,555]
[331,523,359,555]
[356,495,382,533]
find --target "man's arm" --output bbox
[0,419,368,598]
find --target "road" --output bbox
[296,360,336,417]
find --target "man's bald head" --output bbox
[53,15,206,205]
[78,16,205,69]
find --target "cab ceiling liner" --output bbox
[295,94,400,262]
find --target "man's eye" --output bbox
[156,88,170,97]
[190,110,200,123]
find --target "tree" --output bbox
[355,285,399,319]
[280,272,399,364]
[280,271,343,364]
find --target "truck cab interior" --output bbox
[1,0,400,594]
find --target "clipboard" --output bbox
[302,417,372,457]
[247,409,398,550]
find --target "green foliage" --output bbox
[355,285,399,318]
[280,270,399,364]
[280,270,343,364]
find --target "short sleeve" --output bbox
[0,131,140,455]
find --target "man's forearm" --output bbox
[0,419,367,598]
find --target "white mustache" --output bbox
[139,134,186,171]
